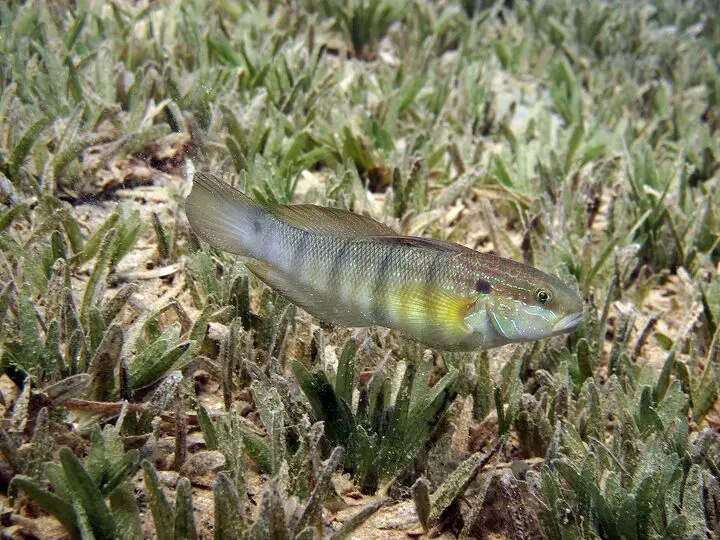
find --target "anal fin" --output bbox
[246,261,371,327]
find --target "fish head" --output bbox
[468,257,583,344]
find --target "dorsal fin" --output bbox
[370,235,476,255]
[269,203,397,237]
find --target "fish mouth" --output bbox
[552,312,584,334]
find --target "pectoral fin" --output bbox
[385,284,475,344]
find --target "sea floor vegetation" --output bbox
[0,0,719,538]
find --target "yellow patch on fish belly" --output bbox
[386,284,475,339]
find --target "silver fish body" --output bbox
[186,172,583,351]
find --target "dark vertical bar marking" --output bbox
[424,251,443,290]
[423,251,443,325]
[329,240,352,287]
[371,246,393,322]
[291,229,311,277]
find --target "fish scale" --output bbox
[186,172,584,351]
[271,230,476,333]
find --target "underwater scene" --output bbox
[0,1,719,538]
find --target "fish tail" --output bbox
[185,172,274,259]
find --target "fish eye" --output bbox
[535,288,552,304]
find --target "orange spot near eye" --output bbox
[463,300,477,317]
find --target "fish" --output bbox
[185,172,584,351]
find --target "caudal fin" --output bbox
[185,172,270,259]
